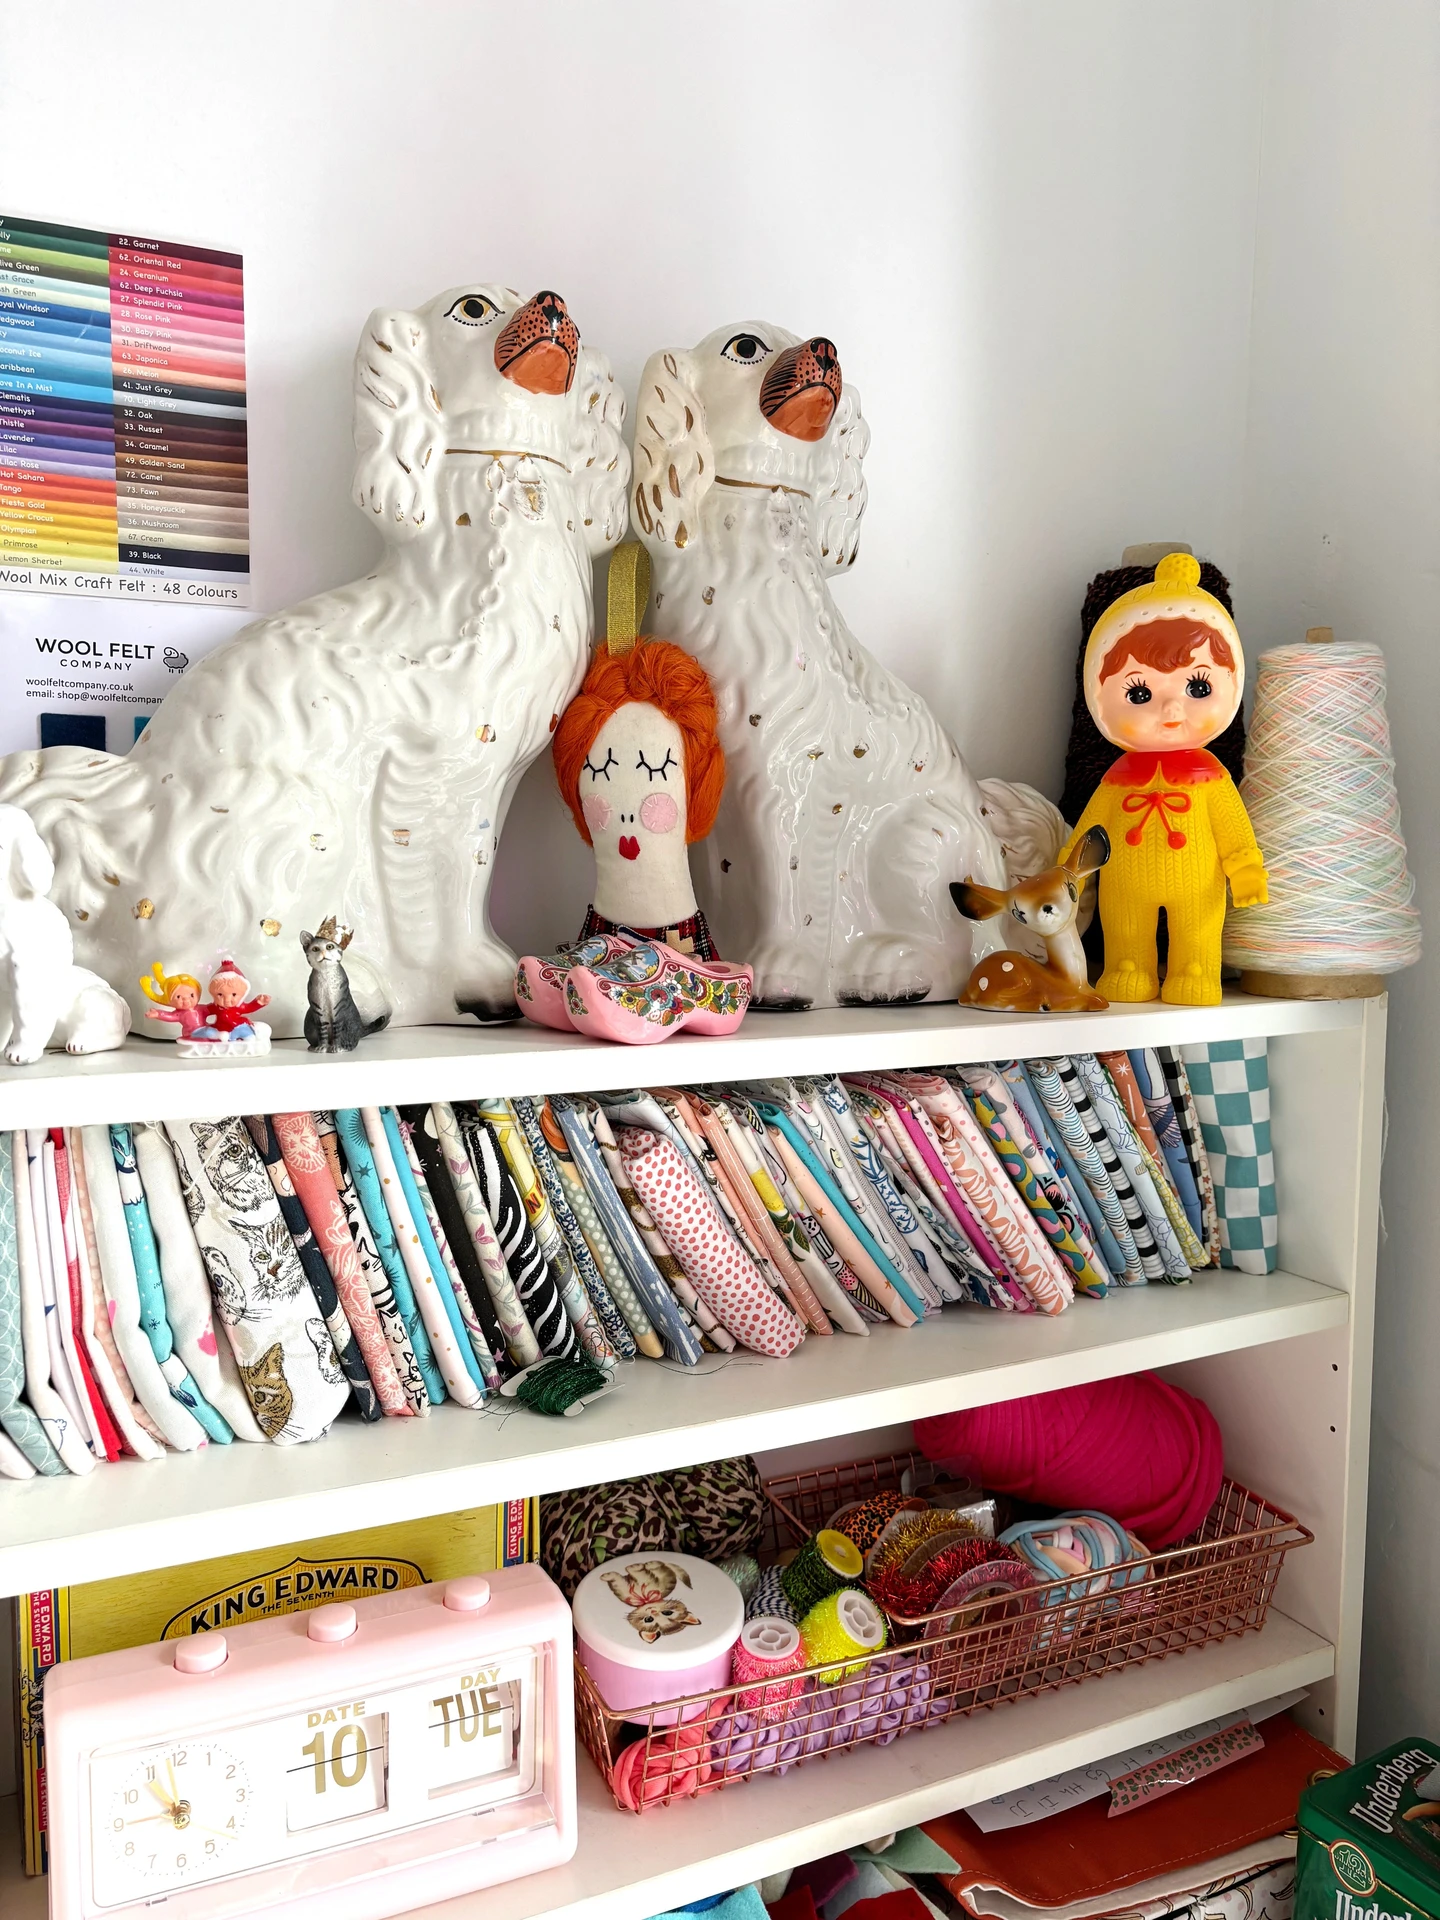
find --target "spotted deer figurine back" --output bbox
[950,827,1111,1013]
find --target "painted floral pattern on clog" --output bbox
[565,944,749,1031]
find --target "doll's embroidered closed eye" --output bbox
[636,749,678,781]
[583,750,617,781]
[1124,677,1152,705]
[445,293,500,327]
[1186,674,1213,699]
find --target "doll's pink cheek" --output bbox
[583,794,612,833]
[640,792,679,835]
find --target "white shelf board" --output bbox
[0,1611,1336,1920]
[0,1270,1344,1597]
[0,993,1362,1130]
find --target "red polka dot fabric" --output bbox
[616,1127,804,1358]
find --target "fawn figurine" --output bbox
[950,827,1111,1013]
[301,918,390,1053]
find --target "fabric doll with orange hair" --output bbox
[552,637,726,958]
[1059,553,1267,1006]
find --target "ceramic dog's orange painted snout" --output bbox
[495,289,579,394]
[760,336,842,439]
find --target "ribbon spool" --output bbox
[605,540,652,658]
[1227,627,1421,999]
[780,1528,864,1616]
[731,1615,807,1722]
[745,1564,798,1626]
[800,1587,888,1683]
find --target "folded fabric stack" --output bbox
[0,1046,1244,1480]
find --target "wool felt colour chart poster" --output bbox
[0,215,250,605]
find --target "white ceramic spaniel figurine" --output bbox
[628,323,1065,1010]
[0,286,630,1032]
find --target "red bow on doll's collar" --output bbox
[1102,747,1227,787]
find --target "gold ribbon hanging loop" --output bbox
[605,540,651,657]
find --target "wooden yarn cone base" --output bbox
[1240,968,1386,1001]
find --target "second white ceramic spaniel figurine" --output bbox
[630,324,1064,1009]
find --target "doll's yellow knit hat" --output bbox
[1083,552,1244,717]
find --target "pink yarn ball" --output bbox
[913,1373,1223,1549]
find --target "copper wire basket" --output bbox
[575,1449,1312,1813]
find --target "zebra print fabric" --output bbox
[456,1107,578,1362]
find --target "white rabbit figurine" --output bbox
[0,805,131,1065]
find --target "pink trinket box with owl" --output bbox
[571,1550,743,1724]
[43,1565,575,1920]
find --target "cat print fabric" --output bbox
[164,1117,351,1444]
[132,1122,264,1441]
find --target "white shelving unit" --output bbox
[0,992,1386,1919]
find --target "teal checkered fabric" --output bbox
[1179,1040,1278,1273]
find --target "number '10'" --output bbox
[301,1725,368,1793]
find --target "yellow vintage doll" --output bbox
[1059,552,1267,1005]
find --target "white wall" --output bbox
[1238,0,1440,1753]
[1,0,1267,959]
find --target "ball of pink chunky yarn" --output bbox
[913,1372,1223,1548]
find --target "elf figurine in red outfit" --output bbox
[1058,553,1267,1006]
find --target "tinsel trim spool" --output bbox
[731,1615,807,1722]
[780,1527,863,1616]
[1227,628,1421,999]
[800,1587,888,1683]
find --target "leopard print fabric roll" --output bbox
[541,1455,767,1600]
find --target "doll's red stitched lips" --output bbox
[618,835,640,861]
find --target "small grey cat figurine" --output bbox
[301,918,390,1053]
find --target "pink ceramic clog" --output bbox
[563,942,753,1045]
[515,933,638,1032]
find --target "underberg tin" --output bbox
[1296,1737,1440,1920]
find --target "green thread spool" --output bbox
[781,1527,863,1616]
[801,1587,888,1682]
[514,1355,608,1415]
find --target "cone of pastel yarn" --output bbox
[781,1528,863,1615]
[730,1615,807,1722]
[801,1587,888,1682]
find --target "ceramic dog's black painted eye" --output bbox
[447,294,500,326]
[722,332,772,365]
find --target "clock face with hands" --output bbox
[104,1740,253,1886]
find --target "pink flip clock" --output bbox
[44,1564,576,1920]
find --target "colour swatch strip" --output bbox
[0,216,249,606]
